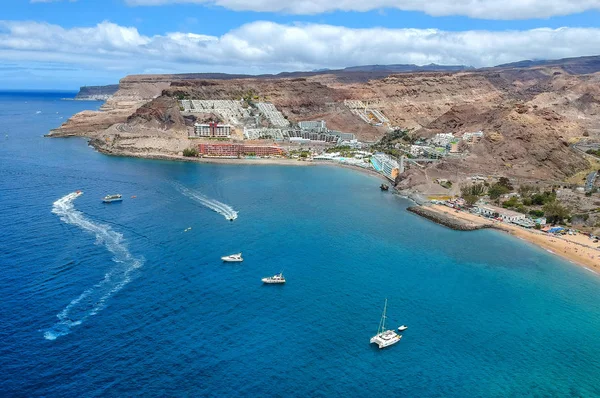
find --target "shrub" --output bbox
[529,210,545,218]
[183,148,198,157]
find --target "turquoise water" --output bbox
[1,92,600,396]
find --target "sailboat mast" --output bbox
[382,298,387,331]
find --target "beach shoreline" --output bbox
[93,145,392,180]
[424,205,600,273]
[93,145,598,273]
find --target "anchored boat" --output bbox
[370,299,402,349]
[102,194,122,203]
[262,272,285,284]
[221,253,243,262]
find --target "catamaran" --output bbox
[370,299,402,349]
[262,272,285,284]
[221,253,243,262]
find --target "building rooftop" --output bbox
[480,204,525,218]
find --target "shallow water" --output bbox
[1,92,600,397]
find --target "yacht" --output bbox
[221,253,243,262]
[370,299,402,349]
[398,325,408,332]
[102,194,122,203]
[262,273,285,284]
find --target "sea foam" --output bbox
[176,184,238,221]
[44,192,144,340]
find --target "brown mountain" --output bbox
[51,55,600,185]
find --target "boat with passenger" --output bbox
[221,253,243,262]
[370,299,401,349]
[380,184,389,191]
[262,273,285,284]
[102,194,122,203]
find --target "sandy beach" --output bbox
[427,205,600,272]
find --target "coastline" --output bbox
[84,141,600,273]
[424,205,600,272]
[92,144,393,181]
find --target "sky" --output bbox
[2,0,600,89]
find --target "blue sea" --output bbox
[1,91,600,397]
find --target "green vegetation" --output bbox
[543,201,571,224]
[460,183,486,206]
[372,129,415,154]
[440,180,453,189]
[586,148,600,157]
[459,177,573,226]
[488,177,514,200]
[183,148,198,157]
[529,209,545,218]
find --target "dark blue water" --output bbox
[1,92,600,397]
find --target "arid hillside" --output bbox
[50,56,600,184]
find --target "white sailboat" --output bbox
[370,299,402,349]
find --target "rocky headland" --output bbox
[74,85,120,101]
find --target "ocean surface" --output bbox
[1,91,600,397]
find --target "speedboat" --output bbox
[370,299,401,349]
[102,194,122,203]
[262,273,285,284]
[221,253,243,262]
[398,325,408,332]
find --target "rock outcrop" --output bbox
[74,85,119,101]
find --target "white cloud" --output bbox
[124,0,600,20]
[1,20,600,79]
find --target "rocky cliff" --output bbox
[74,85,119,101]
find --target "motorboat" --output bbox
[221,253,243,262]
[262,273,285,284]
[370,299,402,349]
[102,194,123,203]
[398,325,408,332]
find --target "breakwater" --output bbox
[407,206,493,231]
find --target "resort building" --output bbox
[299,120,327,132]
[197,143,286,157]
[477,205,527,223]
[431,133,454,147]
[422,147,446,159]
[462,131,484,144]
[371,153,401,181]
[410,145,424,157]
[448,139,461,153]
[193,123,232,138]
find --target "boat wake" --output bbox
[176,185,238,221]
[44,192,144,340]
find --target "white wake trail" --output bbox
[44,192,144,340]
[176,185,238,221]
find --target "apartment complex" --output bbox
[371,153,401,181]
[197,143,286,157]
[192,123,232,138]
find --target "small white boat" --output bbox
[262,273,285,284]
[370,299,401,349]
[398,325,408,332]
[221,253,243,262]
[102,194,122,203]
